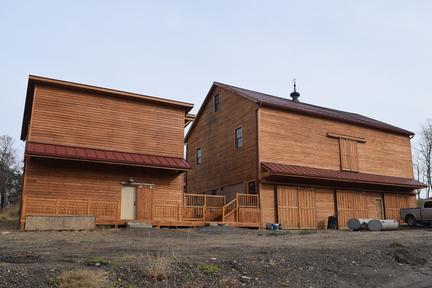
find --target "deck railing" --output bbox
[22,197,119,222]
[238,193,259,208]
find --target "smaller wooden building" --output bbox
[20,76,194,227]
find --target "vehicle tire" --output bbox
[406,215,417,227]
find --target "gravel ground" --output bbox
[0,224,431,287]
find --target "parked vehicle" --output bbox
[400,200,432,227]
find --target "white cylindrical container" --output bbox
[368,219,399,231]
[347,218,371,231]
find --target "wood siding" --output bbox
[265,185,414,229]
[186,87,258,194]
[259,107,414,178]
[22,158,183,222]
[260,184,276,226]
[29,85,185,157]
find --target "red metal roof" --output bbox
[26,142,191,171]
[262,162,426,189]
[214,82,414,136]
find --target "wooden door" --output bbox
[137,186,153,220]
[375,198,384,219]
[298,187,317,229]
[277,186,298,229]
[121,186,137,220]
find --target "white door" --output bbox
[121,186,137,220]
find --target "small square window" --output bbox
[214,94,220,112]
[196,148,202,165]
[235,127,243,148]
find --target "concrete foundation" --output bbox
[25,216,96,231]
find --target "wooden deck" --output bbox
[21,193,261,228]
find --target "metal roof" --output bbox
[214,82,414,136]
[262,162,426,189]
[26,142,191,171]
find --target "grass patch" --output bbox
[140,253,173,281]
[49,269,108,288]
[200,263,220,274]
[84,256,111,267]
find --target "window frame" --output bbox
[196,148,202,165]
[235,127,243,149]
[214,94,220,113]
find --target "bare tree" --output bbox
[413,153,425,199]
[0,135,21,210]
[418,120,432,199]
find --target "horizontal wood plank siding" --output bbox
[23,158,183,222]
[186,87,257,194]
[259,107,413,178]
[30,85,185,157]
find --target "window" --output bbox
[235,127,243,148]
[425,201,432,208]
[214,94,220,112]
[196,148,202,165]
[339,138,359,172]
[248,181,256,194]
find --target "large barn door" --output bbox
[298,187,317,229]
[121,186,137,220]
[277,186,299,229]
[337,190,368,229]
[277,186,316,229]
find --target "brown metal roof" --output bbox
[262,162,426,189]
[21,75,194,140]
[214,82,414,136]
[26,142,191,171]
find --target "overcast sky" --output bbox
[1,1,431,154]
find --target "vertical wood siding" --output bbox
[30,85,185,157]
[186,87,258,194]
[384,193,416,223]
[315,189,335,229]
[259,107,414,178]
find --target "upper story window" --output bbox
[196,148,202,165]
[235,127,243,148]
[214,94,220,112]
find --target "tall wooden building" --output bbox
[20,75,194,227]
[185,82,426,229]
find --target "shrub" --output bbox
[141,254,173,281]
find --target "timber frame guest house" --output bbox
[19,75,425,230]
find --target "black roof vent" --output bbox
[290,79,300,102]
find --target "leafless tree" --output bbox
[413,153,425,199]
[0,135,21,210]
[417,120,432,199]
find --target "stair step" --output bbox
[127,222,153,228]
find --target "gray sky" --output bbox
[1,1,431,155]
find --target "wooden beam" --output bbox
[327,132,366,143]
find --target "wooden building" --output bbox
[185,82,426,229]
[19,75,195,227]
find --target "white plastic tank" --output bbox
[368,219,399,231]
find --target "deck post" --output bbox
[203,195,207,222]
[236,193,239,222]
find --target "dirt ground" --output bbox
[0,222,431,288]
